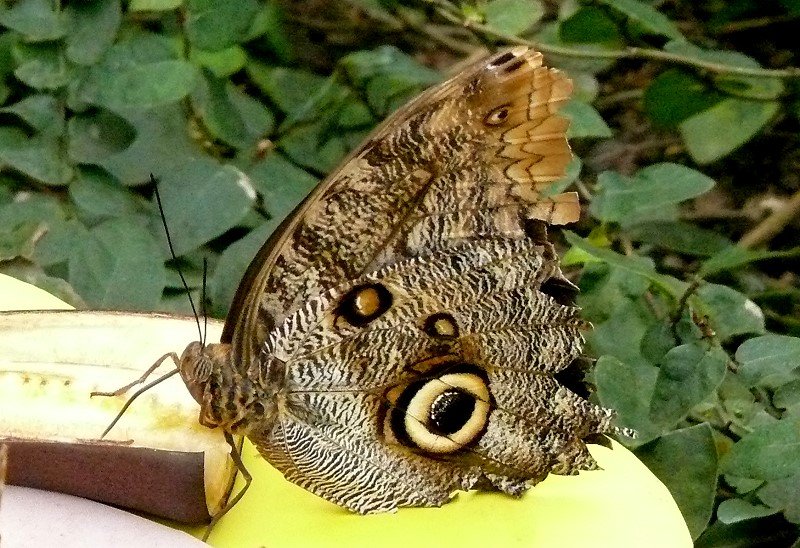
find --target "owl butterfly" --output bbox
[173,46,618,514]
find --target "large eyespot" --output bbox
[335,282,393,328]
[422,312,459,340]
[484,104,511,126]
[390,366,491,454]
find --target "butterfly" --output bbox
[172,46,617,514]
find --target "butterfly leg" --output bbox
[202,431,252,541]
[90,352,180,397]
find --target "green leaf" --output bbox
[735,335,800,388]
[595,355,664,445]
[209,218,275,315]
[649,343,728,425]
[190,45,247,77]
[591,163,715,227]
[560,6,622,45]
[774,380,800,414]
[758,474,800,523]
[722,418,800,481]
[79,60,199,110]
[67,109,137,164]
[64,0,121,66]
[664,41,784,101]
[278,122,350,174]
[577,260,653,322]
[129,0,183,10]
[0,221,44,261]
[247,1,292,63]
[641,321,677,365]
[625,221,732,257]
[13,43,71,90]
[97,104,202,185]
[634,424,718,539]
[69,168,144,224]
[0,127,73,186]
[699,245,800,276]
[0,0,67,41]
[562,100,612,138]
[483,0,544,36]
[185,0,260,51]
[695,516,798,548]
[153,158,256,256]
[0,94,62,134]
[696,284,765,342]
[68,217,165,310]
[0,193,65,232]
[565,231,688,298]
[680,98,779,164]
[595,0,682,39]
[725,475,764,495]
[246,152,318,220]
[33,217,87,267]
[193,71,274,149]
[340,46,440,116]
[717,499,779,524]
[644,69,724,128]
[247,63,328,116]
[588,297,655,367]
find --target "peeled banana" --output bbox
[0,305,236,524]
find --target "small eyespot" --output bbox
[335,283,393,328]
[389,366,491,454]
[422,312,459,340]
[484,105,510,126]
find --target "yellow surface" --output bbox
[1,273,692,547]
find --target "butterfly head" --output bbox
[178,341,277,435]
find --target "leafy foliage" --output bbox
[1,0,799,544]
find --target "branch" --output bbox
[739,189,800,248]
[423,0,800,79]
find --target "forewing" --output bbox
[224,47,576,363]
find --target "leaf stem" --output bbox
[423,0,800,79]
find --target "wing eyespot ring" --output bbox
[389,364,491,454]
[334,282,393,328]
[422,312,460,340]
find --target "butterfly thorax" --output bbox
[178,341,280,435]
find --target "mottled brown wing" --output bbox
[223,46,576,366]
[246,239,614,513]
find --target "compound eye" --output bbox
[390,369,491,454]
[484,105,510,126]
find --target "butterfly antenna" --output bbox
[150,174,203,344]
[201,257,208,347]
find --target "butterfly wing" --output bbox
[223,47,576,366]
[205,46,609,512]
[248,239,613,512]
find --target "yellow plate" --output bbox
[1,273,692,547]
